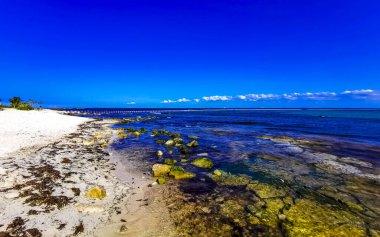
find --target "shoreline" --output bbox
[0,109,174,236]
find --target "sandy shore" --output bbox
[0,109,90,158]
[0,109,174,236]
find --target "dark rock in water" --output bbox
[178,176,217,195]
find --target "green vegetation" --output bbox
[0,97,41,110]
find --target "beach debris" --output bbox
[85,186,107,200]
[186,140,199,147]
[152,164,171,177]
[119,224,128,234]
[191,158,213,169]
[156,177,166,185]
[73,222,84,236]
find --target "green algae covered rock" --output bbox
[85,186,107,199]
[191,158,213,169]
[187,140,199,147]
[188,135,199,139]
[164,158,177,165]
[178,145,190,155]
[152,164,171,177]
[246,182,287,199]
[156,177,166,185]
[181,159,188,163]
[165,139,175,146]
[173,137,184,144]
[155,139,165,144]
[133,131,140,137]
[169,166,195,179]
[210,171,251,186]
[283,199,366,237]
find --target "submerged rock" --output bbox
[283,199,366,237]
[246,182,287,199]
[191,158,213,169]
[169,166,195,179]
[187,140,199,147]
[85,186,107,200]
[188,135,199,139]
[164,159,177,165]
[156,177,166,185]
[173,137,184,144]
[165,139,175,146]
[133,131,140,137]
[152,164,171,177]
[156,150,163,157]
[155,139,165,144]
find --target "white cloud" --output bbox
[161,89,379,104]
[202,96,232,101]
[177,98,190,102]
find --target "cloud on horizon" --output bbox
[161,89,379,103]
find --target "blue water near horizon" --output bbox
[70,108,380,165]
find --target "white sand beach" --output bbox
[0,109,174,236]
[0,109,90,157]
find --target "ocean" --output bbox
[69,108,380,236]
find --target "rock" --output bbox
[156,150,163,157]
[246,182,286,199]
[213,169,222,176]
[119,224,128,234]
[165,140,175,146]
[197,153,209,157]
[278,214,286,221]
[283,199,366,237]
[187,140,199,147]
[83,139,95,145]
[133,131,140,137]
[85,186,107,199]
[173,137,184,144]
[169,166,195,179]
[156,177,166,185]
[191,158,213,169]
[155,139,165,144]
[118,132,127,139]
[179,145,190,155]
[188,135,199,139]
[152,164,171,177]
[181,159,188,163]
[164,159,177,165]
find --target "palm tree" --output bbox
[9,97,21,108]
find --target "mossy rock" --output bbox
[155,139,165,144]
[85,186,107,199]
[133,131,140,137]
[188,135,199,139]
[173,137,184,144]
[139,128,147,134]
[191,158,213,169]
[164,159,177,165]
[156,177,166,185]
[169,166,195,179]
[152,164,171,177]
[181,159,188,163]
[179,145,191,155]
[152,130,159,136]
[210,171,251,186]
[283,199,366,237]
[165,140,175,146]
[246,182,287,199]
[126,128,137,132]
[187,140,199,147]
[213,169,223,176]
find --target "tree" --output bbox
[9,97,21,108]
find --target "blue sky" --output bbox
[0,0,379,108]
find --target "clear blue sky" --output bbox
[0,0,379,108]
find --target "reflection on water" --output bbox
[75,109,380,236]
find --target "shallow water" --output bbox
[71,109,380,236]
